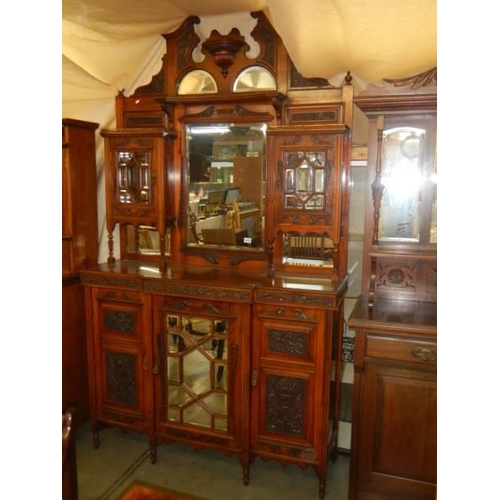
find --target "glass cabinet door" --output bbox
[375,120,437,246]
[284,151,326,210]
[116,151,152,205]
[159,310,232,433]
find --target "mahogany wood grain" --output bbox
[348,298,436,500]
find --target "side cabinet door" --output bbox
[251,305,329,463]
[356,360,437,498]
[92,288,152,430]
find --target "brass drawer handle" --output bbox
[411,347,437,361]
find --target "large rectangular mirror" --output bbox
[186,123,266,250]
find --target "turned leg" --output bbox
[318,481,326,500]
[91,428,100,449]
[150,445,157,464]
[243,466,249,486]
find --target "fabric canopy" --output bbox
[61,0,436,262]
[62,0,437,125]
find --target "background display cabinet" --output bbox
[62,118,99,427]
[83,12,353,499]
[348,68,437,499]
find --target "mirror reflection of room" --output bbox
[186,123,265,248]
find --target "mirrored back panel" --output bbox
[186,123,266,250]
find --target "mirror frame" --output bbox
[178,101,278,264]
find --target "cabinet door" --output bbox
[250,305,331,466]
[354,360,437,499]
[91,288,153,432]
[266,126,348,276]
[153,295,250,455]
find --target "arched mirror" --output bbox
[233,66,277,92]
[178,70,218,95]
[185,123,266,250]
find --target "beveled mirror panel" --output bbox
[124,225,171,257]
[186,123,266,250]
[116,151,152,204]
[284,151,326,210]
[178,69,218,95]
[233,66,277,92]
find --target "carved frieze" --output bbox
[256,291,334,308]
[144,281,252,302]
[81,274,143,290]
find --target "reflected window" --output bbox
[379,127,425,242]
[178,70,217,95]
[233,66,277,92]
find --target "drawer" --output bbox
[365,334,437,364]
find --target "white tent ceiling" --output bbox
[61,0,437,263]
[62,0,437,127]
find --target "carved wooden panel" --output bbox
[105,350,138,407]
[103,309,136,334]
[265,374,306,437]
[369,254,437,304]
[268,328,308,357]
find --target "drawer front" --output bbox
[365,334,437,364]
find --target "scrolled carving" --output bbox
[256,291,333,308]
[383,67,437,89]
[144,281,251,302]
[377,262,416,290]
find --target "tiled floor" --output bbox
[75,424,350,500]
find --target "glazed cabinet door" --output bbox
[152,294,251,477]
[265,125,349,277]
[100,127,175,268]
[86,287,154,451]
[251,303,333,498]
[351,337,437,499]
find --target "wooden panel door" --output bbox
[352,360,437,499]
[87,287,155,455]
[251,303,333,499]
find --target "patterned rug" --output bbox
[119,482,207,500]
